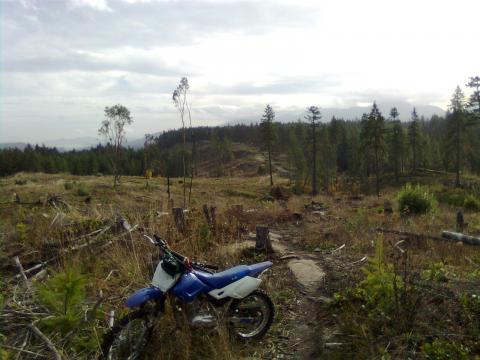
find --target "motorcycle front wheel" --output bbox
[228,290,274,340]
[99,310,153,360]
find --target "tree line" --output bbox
[1,77,479,197]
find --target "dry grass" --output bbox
[1,172,480,359]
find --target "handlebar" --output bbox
[143,233,218,273]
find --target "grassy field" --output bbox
[1,172,480,359]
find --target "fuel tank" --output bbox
[172,272,211,302]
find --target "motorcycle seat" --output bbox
[194,261,272,289]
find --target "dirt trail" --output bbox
[225,227,329,359]
[268,230,327,360]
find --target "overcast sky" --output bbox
[1,0,479,143]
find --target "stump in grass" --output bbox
[173,207,186,233]
[456,210,465,231]
[202,204,217,234]
[256,225,273,253]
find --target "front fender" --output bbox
[125,287,163,308]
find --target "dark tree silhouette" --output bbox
[260,105,277,187]
[305,106,321,195]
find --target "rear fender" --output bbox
[125,287,163,308]
[208,276,262,300]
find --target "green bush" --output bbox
[38,268,101,355]
[463,195,480,212]
[397,183,436,215]
[64,181,74,190]
[76,183,90,196]
[423,338,470,359]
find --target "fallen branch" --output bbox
[374,228,444,241]
[28,324,63,360]
[442,231,480,246]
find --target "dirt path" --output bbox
[269,230,327,360]
[225,228,330,359]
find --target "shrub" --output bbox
[76,183,90,196]
[423,338,470,359]
[397,183,436,214]
[64,181,74,190]
[16,223,27,242]
[38,268,101,355]
[463,195,480,212]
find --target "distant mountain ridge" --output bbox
[0,137,102,151]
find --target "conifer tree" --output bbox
[389,107,404,182]
[360,103,387,196]
[408,108,420,172]
[260,105,277,187]
[305,106,321,195]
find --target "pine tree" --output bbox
[360,103,387,197]
[466,76,480,113]
[408,108,420,172]
[389,107,404,182]
[305,106,321,195]
[260,105,277,187]
[446,86,471,187]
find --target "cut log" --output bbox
[442,231,480,246]
[172,207,186,233]
[255,225,273,253]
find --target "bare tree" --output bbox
[98,104,133,187]
[144,133,154,188]
[172,77,191,208]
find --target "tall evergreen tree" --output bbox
[305,106,321,195]
[361,103,387,197]
[389,107,404,182]
[446,86,479,186]
[466,76,480,113]
[408,108,420,172]
[260,105,277,187]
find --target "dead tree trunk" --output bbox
[442,231,480,246]
[173,207,186,233]
[256,225,273,253]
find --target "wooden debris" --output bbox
[442,231,480,246]
[255,225,274,253]
[28,324,63,360]
[280,254,300,260]
[173,207,186,233]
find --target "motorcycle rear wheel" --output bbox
[228,290,274,340]
[99,310,152,360]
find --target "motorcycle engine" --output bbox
[185,298,216,328]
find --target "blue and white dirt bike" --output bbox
[100,233,274,359]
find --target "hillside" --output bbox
[1,172,480,359]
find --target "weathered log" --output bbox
[374,228,444,241]
[255,225,274,253]
[173,207,186,233]
[442,231,480,246]
[375,227,480,246]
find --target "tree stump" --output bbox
[231,204,244,215]
[202,204,217,234]
[456,210,465,231]
[256,225,273,253]
[173,207,186,233]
